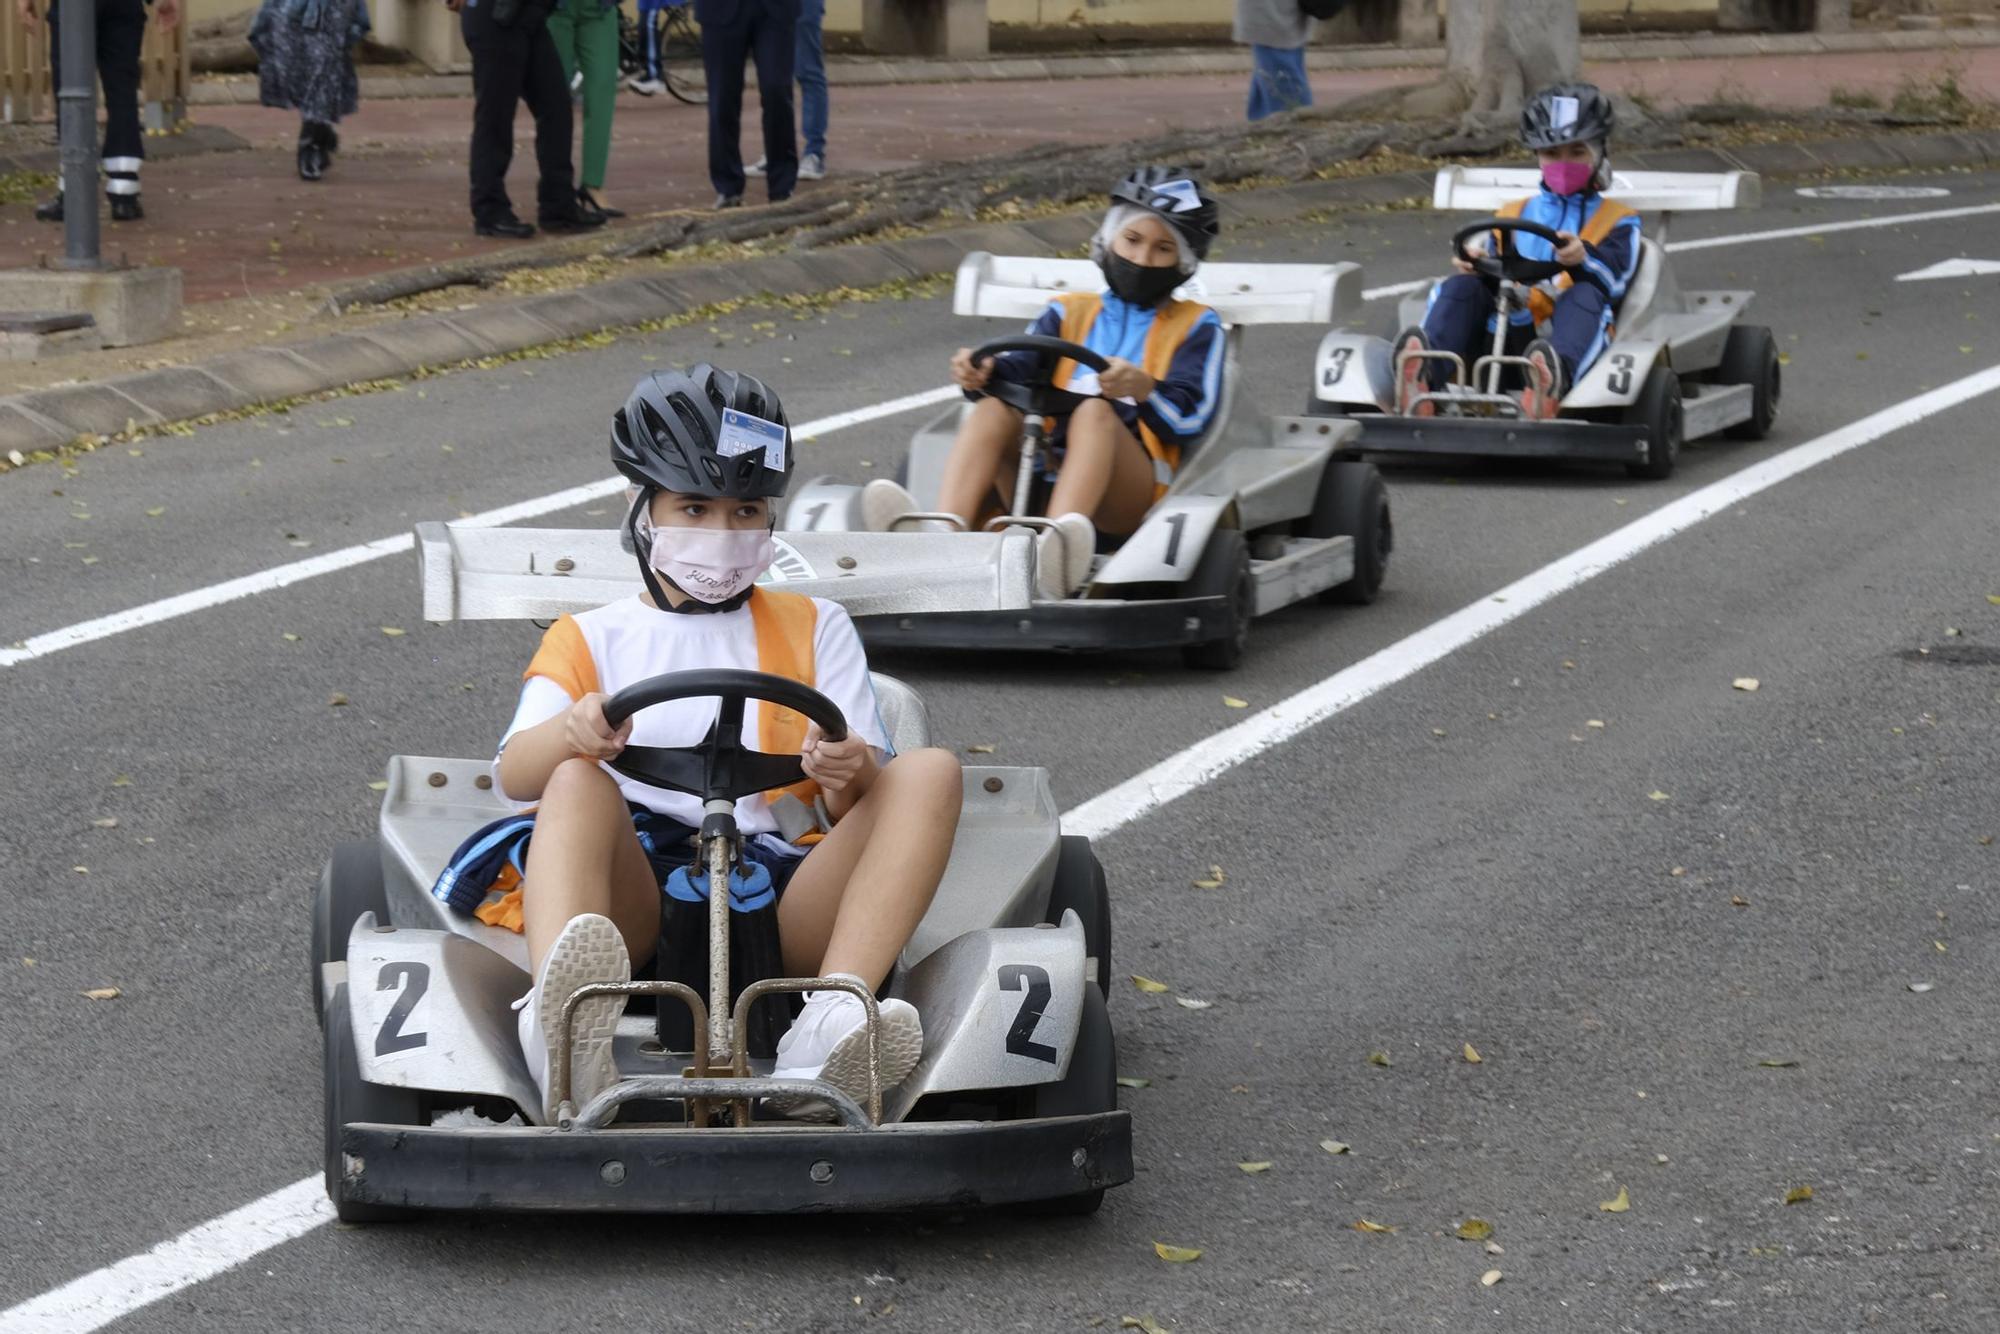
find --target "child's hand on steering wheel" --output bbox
[801,722,870,793]
[950,347,993,392]
[1553,232,1587,267]
[566,693,632,761]
[1096,357,1155,400]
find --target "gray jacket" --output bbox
[1234,0,1312,50]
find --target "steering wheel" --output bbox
[970,334,1110,419]
[1452,218,1572,286]
[601,669,848,804]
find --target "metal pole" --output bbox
[56,0,101,270]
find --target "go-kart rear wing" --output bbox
[415,521,1038,622]
[1431,167,1760,245]
[953,253,1365,326]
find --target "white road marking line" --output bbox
[9,363,1999,1334]
[0,386,961,670]
[1897,257,2000,282]
[1359,200,2000,301]
[1064,360,2000,840]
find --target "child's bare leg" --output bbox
[936,397,1025,526]
[777,749,963,988]
[521,758,662,974]
[1048,397,1157,536]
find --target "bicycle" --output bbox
[619,1,707,106]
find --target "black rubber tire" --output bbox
[1717,324,1781,441]
[311,841,390,1023]
[1021,985,1117,1215]
[1622,362,1684,480]
[1297,459,1392,605]
[1179,527,1252,671]
[1045,835,1112,997]
[322,983,424,1223]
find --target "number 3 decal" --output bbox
[1607,353,1636,396]
[997,964,1058,1063]
[1322,347,1354,387]
[375,962,430,1056]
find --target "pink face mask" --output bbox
[1542,159,1596,196]
[646,526,775,604]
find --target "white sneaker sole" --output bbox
[768,1001,924,1122]
[536,914,630,1124]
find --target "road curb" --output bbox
[4,125,1996,458]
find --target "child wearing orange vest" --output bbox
[484,364,961,1124]
[1396,83,1643,421]
[862,166,1226,599]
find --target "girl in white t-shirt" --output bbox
[493,365,961,1124]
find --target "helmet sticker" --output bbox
[1150,179,1204,213]
[716,407,788,469]
[1549,95,1580,134]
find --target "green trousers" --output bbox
[546,0,619,191]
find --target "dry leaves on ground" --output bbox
[1152,1243,1202,1263]
[1130,975,1169,994]
[1237,1162,1272,1175]
[1120,1318,1171,1334]
[1320,1140,1351,1155]
[1481,1269,1504,1287]
[1368,1050,1392,1067]
[1353,1219,1396,1234]
[1784,1185,1814,1204]
[1600,1186,1631,1213]
[81,986,120,1000]
[1463,1043,1483,1064]
[1456,1219,1494,1241]
[1222,696,1248,709]
[1174,997,1213,1011]
[1115,1076,1151,1090]
[1191,865,1226,889]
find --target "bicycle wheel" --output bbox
[660,6,708,105]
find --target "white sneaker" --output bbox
[769,982,924,1120]
[513,913,630,1125]
[799,154,826,181]
[859,478,921,533]
[1032,511,1096,601]
[746,156,768,177]
[626,76,664,96]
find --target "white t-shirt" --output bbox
[495,593,889,834]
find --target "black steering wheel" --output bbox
[1452,218,1572,286]
[970,334,1110,419]
[601,669,848,804]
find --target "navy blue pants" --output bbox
[1419,273,1613,388]
[702,0,797,201]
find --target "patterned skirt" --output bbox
[249,0,363,125]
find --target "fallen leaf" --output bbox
[1988,596,2000,606]
[1353,1219,1396,1234]
[144,506,165,518]
[91,818,119,829]
[1784,1185,1813,1205]
[367,780,390,792]
[1908,982,1934,993]
[1561,659,1576,670]
[328,692,350,707]
[1757,1059,1799,1068]
[1115,1076,1151,1090]
[1152,1243,1202,1263]
[380,627,407,638]
[1671,866,1687,877]
[282,633,301,643]
[1319,1140,1351,1155]
[1456,1218,1494,1241]
[81,987,120,1000]
[1222,696,1248,709]
[1587,719,1605,729]
[1120,1318,1171,1334]
[1367,1050,1392,1068]
[1981,836,1995,846]
[1191,864,1226,889]
[72,866,88,874]
[964,744,995,754]
[1936,940,1948,952]
[1175,997,1213,1011]
[1600,1186,1631,1213]
[21,958,34,968]
[1649,790,1671,802]
[1485,1241,1504,1256]
[1731,896,1750,907]
[110,774,131,788]
[1236,1161,1273,1175]
[1733,677,1760,692]
[1431,728,1447,738]
[1463,1043,1483,1064]
[1481,1269,1503,1287]
[1130,975,1169,994]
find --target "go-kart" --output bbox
[1310,168,1781,479]
[317,544,1128,1219]
[779,252,1394,669]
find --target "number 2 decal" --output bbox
[374,962,430,1056]
[1162,512,1189,567]
[1321,346,1353,387]
[997,964,1058,1063]
[1607,353,1636,395]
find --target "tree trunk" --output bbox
[1445,0,1580,122]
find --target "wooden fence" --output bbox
[0,3,190,126]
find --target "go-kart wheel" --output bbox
[1717,324,1781,441]
[1623,363,1684,480]
[1046,835,1111,997]
[322,982,423,1223]
[1181,528,1252,672]
[311,841,389,1024]
[1019,984,1116,1215]
[1299,460,1392,606]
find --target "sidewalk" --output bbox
[1,41,1992,319]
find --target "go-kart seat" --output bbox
[1615,238,1664,334]
[869,673,932,752]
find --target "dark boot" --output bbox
[33,194,62,223]
[297,131,323,182]
[109,193,143,222]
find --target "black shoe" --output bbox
[475,215,536,239]
[33,194,61,223]
[538,208,606,234]
[577,187,624,220]
[109,194,143,222]
[713,193,742,210]
[297,140,324,181]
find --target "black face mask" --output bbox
[1101,252,1184,308]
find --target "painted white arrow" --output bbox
[1896,258,2000,282]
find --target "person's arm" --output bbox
[1573,213,1642,301]
[154,0,181,30]
[16,0,36,28]
[800,725,881,820]
[796,601,894,822]
[1132,310,1225,447]
[495,691,630,802]
[958,302,1064,399]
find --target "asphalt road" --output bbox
[4,168,2000,1333]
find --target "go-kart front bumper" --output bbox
[338,1110,1132,1214]
[1345,412,1649,464]
[854,594,1232,654]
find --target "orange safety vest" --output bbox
[475,587,823,932]
[1496,196,1637,325]
[1050,292,1212,500]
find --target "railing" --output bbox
[0,3,189,127]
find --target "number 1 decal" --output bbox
[997,964,1058,1063]
[374,962,430,1056]
[1162,512,1189,567]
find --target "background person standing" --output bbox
[1233,0,1314,122]
[546,0,623,218]
[747,0,825,183]
[19,0,178,222]
[697,0,797,208]
[248,0,371,182]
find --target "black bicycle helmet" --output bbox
[1520,82,1615,151]
[1109,165,1220,263]
[611,363,793,501]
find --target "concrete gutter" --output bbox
[3,125,1997,458]
[185,25,2000,104]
